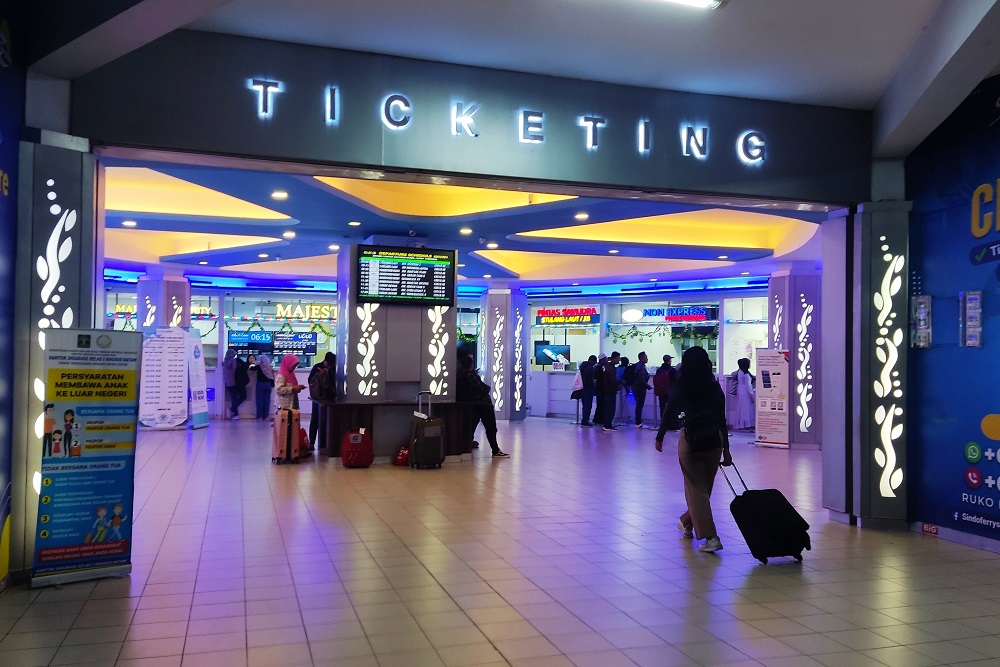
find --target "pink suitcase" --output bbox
[272,409,302,464]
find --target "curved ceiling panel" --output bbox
[105,229,284,264]
[475,250,728,281]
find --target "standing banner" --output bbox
[187,329,209,429]
[755,349,790,448]
[33,329,141,587]
[139,327,188,428]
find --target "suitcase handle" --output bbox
[720,462,749,497]
[416,390,432,418]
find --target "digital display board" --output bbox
[227,331,318,357]
[356,246,456,306]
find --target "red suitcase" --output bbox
[272,408,302,464]
[342,428,374,468]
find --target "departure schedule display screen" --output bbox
[356,246,456,306]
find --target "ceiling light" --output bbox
[258,253,269,258]
[649,278,658,282]
[348,221,361,227]
[457,263,466,268]
[741,271,750,275]
[282,231,296,239]
[483,274,492,279]
[459,227,473,235]
[718,254,729,259]
[574,212,589,221]
[572,282,579,286]
[608,249,619,254]
[661,0,728,9]
[198,261,208,265]
[486,242,499,249]
[121,220,137,228]
[271,190,288,200]
[328,244,340,251]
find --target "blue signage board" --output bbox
[33,330,142,586]
[227,330,272,346]
[273,332,318,356]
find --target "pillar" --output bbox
[768,265,822,448]
[12,137,99,578]
[136,271,191,330]
[480,288,529,421]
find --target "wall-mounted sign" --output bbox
[645,306,709,322]
[275,303,335,319]
[228,330,272,346]
[273,332,318,356]
[535,307,599,325]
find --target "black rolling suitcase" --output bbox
[410,391,446,469]
[721,463,810,564]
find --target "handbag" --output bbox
[570,389,583,400]
[570,369,584,392]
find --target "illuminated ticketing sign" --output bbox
[535,307,600,325]
[644,306,709,322]
[275,303,335,319]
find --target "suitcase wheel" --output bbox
[794,553,803,562]
[758,557,768,565]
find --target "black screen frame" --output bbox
[355,245,457,307]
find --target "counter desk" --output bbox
[315,399,479,460]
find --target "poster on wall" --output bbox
[187,330,209,429]
[755,349,790,448]
[139,328,188,428]
[32,329,141,586]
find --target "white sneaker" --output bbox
[636,423,645,429]
[699,537,723,553]
[677,520,693,538]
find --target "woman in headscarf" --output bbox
[654,346,732,554]
[734,357,756,431]
[254,354,276,420]
[275,354,305,411]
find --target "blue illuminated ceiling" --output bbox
[101,156,828,293]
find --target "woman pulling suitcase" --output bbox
[654,346,732,553]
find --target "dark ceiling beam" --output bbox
[873,0,1000,159]
[29,0,235,79]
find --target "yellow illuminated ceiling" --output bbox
[314,177,574,216]
[475,250,727,281]
[517,209,808,249]
[105,167,289,219]
[104,229,282,264]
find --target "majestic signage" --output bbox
[72,31,871,203]
[535,307,599,325]
[275,303,334,319]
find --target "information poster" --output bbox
[33,329,141,586]
[755,349,790,448]
[139,328,188,428]
[187,330,209,429]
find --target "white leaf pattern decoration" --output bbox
[62,307,74,328]
[33,378,45,401]
[874,448,885,467]
[58,237,72,262]
[872,242,905,498]
[36,256,48,281]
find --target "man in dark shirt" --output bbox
[456,356,509,457]
[601,351,621,431]
[578,355,598,426]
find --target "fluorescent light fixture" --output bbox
[457,263,466,268]
[282,231,296,239]
[271,190,288,200]
[328,244,340,251]
[718,254,729,259]
[258,253,269,258]
[741,271,750,275]
[121,220,137,228]
[486,242,499,249]
[574,212,589,221]
[609,249,619,254]
[459,227,473,235]
[662,0,728,8]
[483,274,492,278]
[348,221,361,227]
[649,278,658,282]
[572,282,579,286]
[199,261,208,265]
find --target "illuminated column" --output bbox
[768,266,821,448]
[136,272,191,331]
[858,202,911,525]
[12,141,100,576]
[480,288,529,421]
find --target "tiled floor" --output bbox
[3,418,1000,667]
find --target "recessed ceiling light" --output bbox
[662,0,728,9]
[348,221,361,227]
[459,227,473,235]
[483,274,492,278]
[649,278,658,282]
[608,249,619,254]
[457,263,466,268]
[574,212,589,221]
[741,271,750,275]
[271,190,288,200]
[121,220,137,228]
[282,231,296,239]
[718,254,729,259]
[328,244,340,251]
[258,253,269,258]
[198,261,208,265]
[486,242,499,249]
[572,282,579,286]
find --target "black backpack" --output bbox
[622,363,636,387]
[683,407,724,452]
[309,365,335,401]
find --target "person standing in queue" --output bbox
[593,353,607,426]
[600,351,621,431]
[632,351,652,429]
[578,355,598,426]
[253,354,275,420]
[456,355,509,457]
[275,354,306,411]
[223,348,249,419]
[654,354,679,430]
[654,346,732,553]
[307,352,337,450]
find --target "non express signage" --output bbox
[535,307,600,325]
[645,306,709,322]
